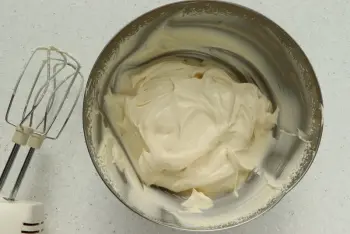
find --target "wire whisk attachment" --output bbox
[0,46,84,200]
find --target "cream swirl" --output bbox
[115,60,277,194]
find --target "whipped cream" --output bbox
[181,189,214,213]
[109,60,278,196]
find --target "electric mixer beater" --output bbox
[0,47,83,234]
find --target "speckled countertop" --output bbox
[0,0,348,233]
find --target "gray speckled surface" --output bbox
[0,0,347,233]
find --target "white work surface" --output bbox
[0,0,347,233]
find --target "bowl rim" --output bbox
[82,0,324,231]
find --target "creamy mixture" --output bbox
[107,60,278,198]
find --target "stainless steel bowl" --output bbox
[83,0,323,231]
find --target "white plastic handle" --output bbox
[0,197,45,233]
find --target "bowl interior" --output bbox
[83,1,323,231]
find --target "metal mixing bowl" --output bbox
[83,0,323,231]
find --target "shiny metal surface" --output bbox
[83,1,323,231]
[0,46,84,200]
